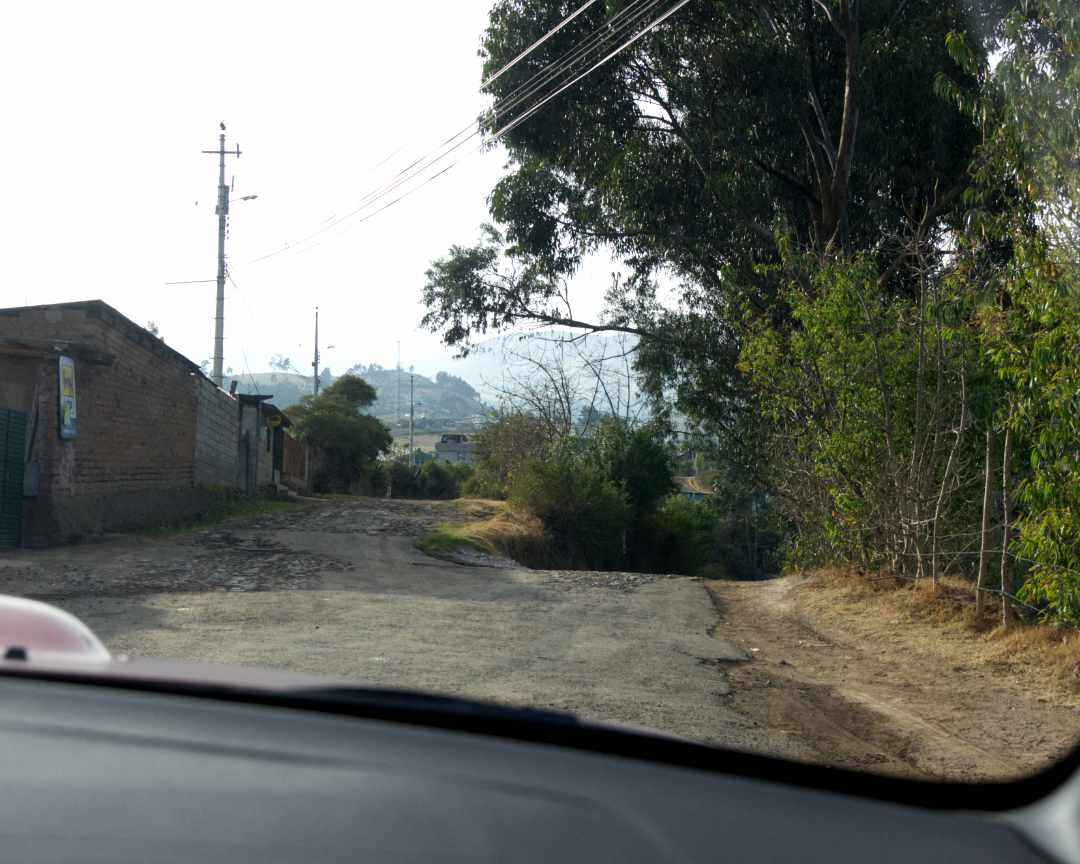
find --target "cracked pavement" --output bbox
[0,497,765,749]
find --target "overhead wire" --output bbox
[225,270,263,395]
[248,0,691,265]
[488,0,667,125]
[492,0,693,141]
[251,0,668,264]
[480,0,597,90]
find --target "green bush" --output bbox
[509,441,631,570]
[591,419,675,522]
[634,494,718,576]
[468,414,554,499]
[460,466,508,500]
[387,459,473,500]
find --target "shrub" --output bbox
[509,440,631,569]
[469,414,554,499]
[635,494,718,575]
[387,459,473,500]
[591,419,675,522]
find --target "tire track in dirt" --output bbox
[705,576,1074,780]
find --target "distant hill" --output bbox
[225,366,490,432]
[224,330,640,433]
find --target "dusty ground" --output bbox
[1,496,1077,780]
[708,575,1080,780]
[0,499,758,750]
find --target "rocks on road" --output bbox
[0,497,760,751]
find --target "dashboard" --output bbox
[1,673,1069,863]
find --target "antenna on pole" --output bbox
[201,122,243,388]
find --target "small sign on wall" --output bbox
[58,355,77,439]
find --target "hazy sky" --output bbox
[0,1,614,380]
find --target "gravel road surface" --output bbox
[4,496,1075,778]
[0,498,759,748]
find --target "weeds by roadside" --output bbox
[802,569,1080,695]
[416,498,555,567]
[137,494,302,538]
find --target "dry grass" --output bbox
[419,499,552,566]
[802,568,1080,696]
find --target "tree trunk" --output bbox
[975,426,994,615]
[931,385,965,591]
[1000,419,1015,628]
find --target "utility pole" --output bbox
[201,123,242,388]
[396,342,401,427]
[312,306,320,396]
[409,365,415,466]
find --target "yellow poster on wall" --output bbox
[58,355,77,439]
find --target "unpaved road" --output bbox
[1,497,1076,779]
[0,499,754,749]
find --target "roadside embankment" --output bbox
[416,498,554,567]
[706,570,1080,780]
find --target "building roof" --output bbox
[238,396,293,428]
[0,300,214,383]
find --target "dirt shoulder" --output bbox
[707,573,1080,781]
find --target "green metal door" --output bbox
[0,408,26,547]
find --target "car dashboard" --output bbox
[1,673,1073,863]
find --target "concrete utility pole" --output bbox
[312,306,320,396]
[202,123,242,388]
[396,341,401,426]
[409,365,415,466]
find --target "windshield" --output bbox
[1,0,1078,784]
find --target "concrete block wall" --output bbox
[238,402,275,491]
[194,377,239,487]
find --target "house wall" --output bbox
[281,431,309,493]
[435,445,476,465]
[194,376,239,488]
[238,402,276,492]
[0,302,232,543]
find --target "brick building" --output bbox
[0,300,293,546]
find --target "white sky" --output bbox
[0,1,614,381]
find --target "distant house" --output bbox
[434,433,476,465]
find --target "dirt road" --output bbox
[1,497,1076,779]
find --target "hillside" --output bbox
[225,367,488,432]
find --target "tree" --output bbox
[510,437,631,569]
[270,354,298,373]
[288,374,392,492]
[947,0,1080,622]
[421,0,1005,507]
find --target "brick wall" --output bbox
[194,377,239,487]
[0,301,244,542]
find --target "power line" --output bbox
[480,0,598,91]
[489,0,667,125]
[492,0,694,142]
[224,271,262,396]
[352,0,691,226]
[248,0,681,265]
